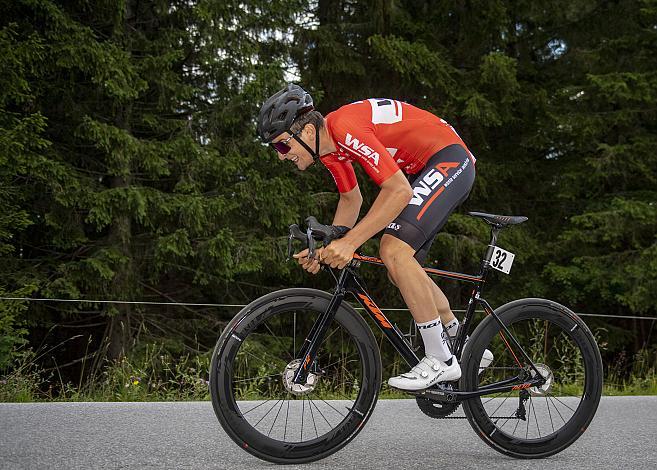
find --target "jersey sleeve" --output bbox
[320,154,358,193]
[330,115,401,187]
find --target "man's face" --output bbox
[271,125,314,171]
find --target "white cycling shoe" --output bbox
[388,355,461,391]
[479,348,494,374]
[445,332,494,375]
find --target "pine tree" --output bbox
[0,18,50,367]
[543,1,657,334]
[0,0,304,369]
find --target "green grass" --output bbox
[0,344,212,402]
[2,343,656,402]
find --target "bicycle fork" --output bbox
[292,269,350,385]
[292,264,422,385]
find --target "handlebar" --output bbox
[287,216,350,260]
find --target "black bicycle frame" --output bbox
[292,228,547,401]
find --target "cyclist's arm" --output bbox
[332,185,362,228]
[342,170,412,249]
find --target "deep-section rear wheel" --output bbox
[461,298,603,458]
[210,288,381,464]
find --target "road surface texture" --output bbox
[1,396,656,469]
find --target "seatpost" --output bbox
[479,226,502,275]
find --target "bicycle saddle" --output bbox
[468,211,528,228]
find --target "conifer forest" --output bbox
[1,0,656,400]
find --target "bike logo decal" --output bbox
[511,383,532,391]
[356,293,392,329]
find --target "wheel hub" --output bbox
[282,359,319,395]
[529,363,554,396]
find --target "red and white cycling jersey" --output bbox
[321,99,476,193]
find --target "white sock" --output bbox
[417,318,452,362]
[444,318,460,338]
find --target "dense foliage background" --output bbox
[1,0,655,399]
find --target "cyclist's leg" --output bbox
[382,237,461,389]
[380,235,443,324]
[384,143,475,329]
[381,235,460,390]
[387,264,457,324]
[382,144,475,389]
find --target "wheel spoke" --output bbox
[268,399,286,437]
[320,398,347,418]
[525,396,531,439]
[546,396,555,433]
[293,312,297,355]
[494,394,519,431]
[300,396,305,442]
[513,413,521,435]
[308,395,319,438]
[547,395,567,423]
[242,399,272,416]
[253,399,282,429]
[320,353,359,372]
[544,320,552,363]
[263,322,294,362]
[233,373,283,383]
[284,399,290,441]
[531,396,541,438]
[310,397,335,428]
[482,394,501,405]
[488,391,513,419]
[548,393,577,413]
[239,349,284,371]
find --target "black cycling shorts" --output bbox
[383,144,475,265]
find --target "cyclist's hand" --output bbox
[293,248,322,275]
[321,238,357,269]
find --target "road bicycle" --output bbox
[209,212,603,464]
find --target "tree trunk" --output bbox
[105,0,138,361]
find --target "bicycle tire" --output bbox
[210,288,382,464]
[460,298,603,458]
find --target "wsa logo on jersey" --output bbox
[409,162,461,206]
[343,133,380,166]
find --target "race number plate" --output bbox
[490,246,515,274]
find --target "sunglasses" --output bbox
[270,129,301,155]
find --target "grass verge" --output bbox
[1,344,656,402]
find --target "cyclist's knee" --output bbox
[380,235,415,274]
[379,236,398,266]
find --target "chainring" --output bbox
[415,397,461,419]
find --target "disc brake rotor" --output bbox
[529,363,554,396]
[282,359,320,395]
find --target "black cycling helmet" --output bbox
[257,84,314,143]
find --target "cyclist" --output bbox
[258,83,485,391]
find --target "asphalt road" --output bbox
[1,396,656,469]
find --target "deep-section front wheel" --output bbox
[461,298,603,458]
[210,288,382,464]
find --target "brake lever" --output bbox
[287,224,309,261]
[307,227,316,259]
